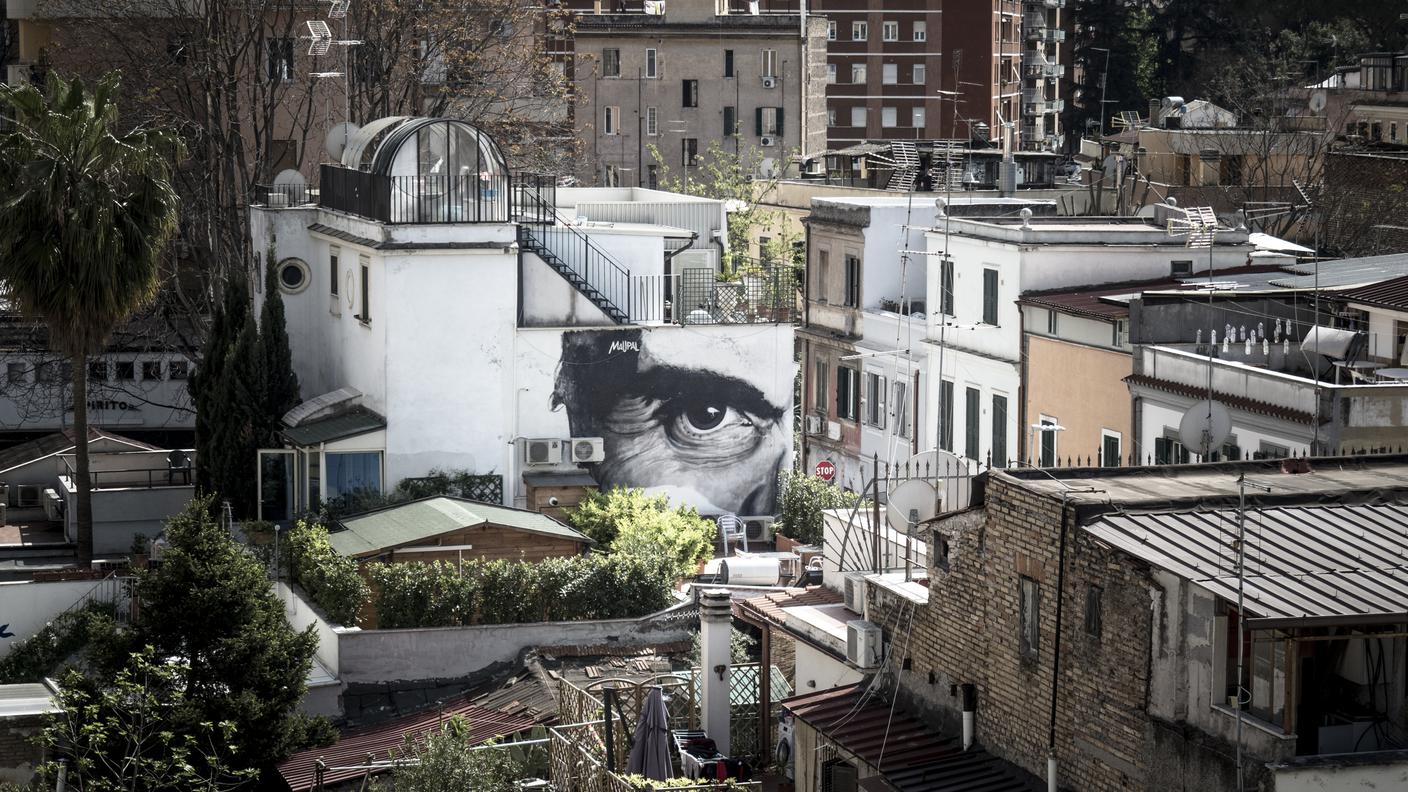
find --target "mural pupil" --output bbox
[685,404,726,431]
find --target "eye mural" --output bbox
[552,328,793,516]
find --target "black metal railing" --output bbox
[517,189,632,322]
[318,165,557,225]
[678,267,798,325]
[251,183,316,207]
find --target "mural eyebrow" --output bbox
[634,365,785,420]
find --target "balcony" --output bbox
[1026,26,1066,43]
[1026,0,1065,7]
[319,165,555,225]
[1023,61,1065,79]
[627,268,798,326]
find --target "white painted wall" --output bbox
[1272,760,1408,792]
[793,641,863,693]
[0,579,124,657]
[1136,398,1310,464]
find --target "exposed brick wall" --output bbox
[771,630,797,684]
[0,714,46,783]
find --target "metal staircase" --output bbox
[885,141,920,192]
[518,222,630,324]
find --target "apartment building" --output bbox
[1020,0,1064,150]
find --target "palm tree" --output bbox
[0,73,183,565]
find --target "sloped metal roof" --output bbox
[330,496,590,557]
[1083,503,1408,627]
[782,684,1041,791]
[280,406,385,446]
[1269,252,1408,290]
[1338,274,1408,312]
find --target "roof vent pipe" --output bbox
[961,683,977,750]
[1047,752,1058,792]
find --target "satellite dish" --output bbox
[1178,400,1232,458]
[885,478,938,535]
[1308,90,1328,114]
[325,121,361,161]
[273,169,308,203]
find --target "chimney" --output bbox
[961,683,977,750]
[699,588,733,755]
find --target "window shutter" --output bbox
[755,107,764,137]
[776,106,784,135]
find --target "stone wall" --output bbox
[0,714,46,784]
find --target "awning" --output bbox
[281,406,385,446]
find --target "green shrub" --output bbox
[569,488,714,578]
[775,470,865,546]
[0,603,119,684]
[285,520,370,626]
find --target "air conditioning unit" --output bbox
[740,515,775,542]
[760,135,778,147]
[15,484,40,509]
[522,439,563,466]
[826,421,842,441]
[843,571,868,615]
[805,415,823,435]
[846,620,882,669]
[43,488,62,522]
[761,76,777,89]
[569,436,605,464]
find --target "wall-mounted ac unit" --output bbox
[826,421,842,441]
[569,437,605,464]
[523,439,563,466]
[760,135,778,147]
[740,515,775,542]
[805,415,823,435]
[43,488,62,522]
[846,619,882,669]
[843,571,868,615]
[15,484,41,509]
[761,76,777,89]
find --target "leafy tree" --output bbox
[775,470,865,547]
[568,488,714,578]
[0,603,119,684]
[38,647,257,792]
[0,72,182,565]
[373,717,521,792]
[132,496,332,769]
[258,254,300,438]
[284,520,369,626]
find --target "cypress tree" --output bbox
[259,256,301,443]
[192,274,249,494]
[209,308,262,518]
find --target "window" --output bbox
[882,21,898,42]
[826,63,837,84]
[1155,434,1190,465]
[913,21,927,41]
[325,451,383,506]
[1171,259,1193,277]
[6,363,24,385]
[881,107,897,128]
[864,372,886,428]
[647,164,659,190]
[850,107,867,128]
[893,380,910,438]
[1255,441,1290,460]
[278,257,310,295]
[1102,432,1122,467]
[964,387,980,461]
[604,165,621,187]
[267,37,294,82]
[1039,417,1058,467]
[882,64,898,85]
[116,361,135,381]
[723,106,736,136]
[852,21,868,41]
[912,107,925,128]
[358,256,370,323]
[1208,437,1241,463]
[939,380,954,451]
[682,79,699,107]
[1085,585,1103,639]
[828,107,837,126]
[816,249,829,301]
[813,359,829,415]
[992,395,1008,467]
[843,254,860,307]
[982,269,999,325]
[1019,576,1040,658]
[836,366,860,421]
[1219,155,1243,186]
[142,361,162,381]
[850,63,866,84]
[603,106,620,136]
[940,257,954,316]
[646,106,658,136]
[681,138,699,166]
[761,49,776,78]
[912,64,926,85]
[827,21,836,41]
[329,247,340,296]
[645,48,657,78]
[757,107,783,137]
[169,360,189,380]
[1392,122,1400,143]
[934,531,950,571]
[602,48,621,77]
[1112,320,1126,347]
[724,49,734,78]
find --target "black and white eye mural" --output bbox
[551,328,793,516]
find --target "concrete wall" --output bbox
[793,641,862,693]
[0,351,194,435]
[0,579,122,658]
[1271,753,1408,791]
[336,616,692,684]
[276,581,355,678]
[71,485,194,555]
[1024,334,1132,464]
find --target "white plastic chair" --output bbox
[717,513,747,555]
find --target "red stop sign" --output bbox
[814,460,836,482]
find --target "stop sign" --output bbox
[814,460,836,482]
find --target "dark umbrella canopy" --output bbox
[626,686,672,780]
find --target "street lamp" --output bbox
[1028,422,1066,468]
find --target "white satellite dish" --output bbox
[325,121,361,162]
[1308,89,1328,114]
[885,478,939,535]
[1178,399,1232,458]
[272,169,308,204]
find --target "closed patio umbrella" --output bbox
[626,686,672,780]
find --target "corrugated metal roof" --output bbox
[330,496,590,557]
[1083,503,1408,625]
[0,683,58,718]
[281,407,385,446]
[1338,274,1408,311]
[1269,252,1408,289]
[276,697,534,791]
[782,685,1040,792]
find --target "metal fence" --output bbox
[318,165,556,224]
[549,720,761,792]
[678,267,798,326]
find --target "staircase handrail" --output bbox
[517,190,632,320]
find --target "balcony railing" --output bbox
[1023,62,1065,79]
[1026,27,1066,43]
[318,164,556,224]
[628,268,799,325]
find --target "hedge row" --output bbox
[284,521,369,626]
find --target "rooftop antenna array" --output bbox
[1167,203,1230,459]
[303,1,363,160]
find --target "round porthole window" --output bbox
[277,258,310,295]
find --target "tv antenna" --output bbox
[1168,203,1231,459]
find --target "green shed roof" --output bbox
[329,496,592,558]
[282,408,385,447]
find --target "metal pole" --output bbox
[1098,48,1110,137]
[1235,476,1247,792]
[603,685,616,772]
[871,454,881,573]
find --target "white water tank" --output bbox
[719,556,782,586]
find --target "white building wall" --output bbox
[793,641,863,693]
[1137,397,1311,464]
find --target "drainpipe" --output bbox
[961,683,976,750]
[700,588,733,755]
[1046,492,1071,792]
